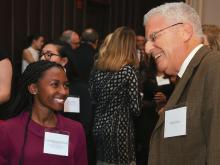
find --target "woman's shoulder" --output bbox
[22,48,31,54]
[121,64,135,70]
[0,114,24,131]
[58,115,84,131]
[120,64,136,75]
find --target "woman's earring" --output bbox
[33,89,38,95]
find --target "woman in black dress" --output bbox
[89,27,141,165]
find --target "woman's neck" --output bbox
[31,107,57,128]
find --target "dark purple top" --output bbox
[0,112,87,165]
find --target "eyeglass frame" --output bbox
[40,51,61,60]
[147,23,183,42]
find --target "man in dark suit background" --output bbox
[59,28,98,165]
[72,28,99,165]
[144,2,220,165]
[60,30,81,50]
[75,28,99,82]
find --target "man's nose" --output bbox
[145,40,154,54]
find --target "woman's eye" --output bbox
[64,82,70,89]
[51,82,59,88]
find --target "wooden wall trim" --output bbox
[27,0,30,35]
[40,0,44,33]
[63,0,66,31]
[51,0,55,39]
[11,0,14,61]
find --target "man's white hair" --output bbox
[143,2,203,38]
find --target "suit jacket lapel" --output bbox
[153,46,210,133]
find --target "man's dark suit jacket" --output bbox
[74,42,96,82]
[65,42,97,165]
[148,46,220,165]
[65,42,96,135]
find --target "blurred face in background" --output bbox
[70,32,80,49]
[136,35,146,50]
[40,44,67,66]
[33,36,44,50]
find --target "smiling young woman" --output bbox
[0,60,87,165]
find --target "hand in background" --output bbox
[154,92,167,110]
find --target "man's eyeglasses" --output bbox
[40,51,61,60]
[147,23,183,42]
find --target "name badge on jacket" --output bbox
[64,96,80,113]
[156,76,170,86]
[164,106,187,138]
[43,131,69,156]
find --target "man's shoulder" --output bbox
[196,50,220,77]
[0,114,23,131]
[202,50,220,65]
[58,115,84,131]
[77,43,94,51]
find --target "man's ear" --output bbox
[28,83,38,95]
[61,57,68,66]
[182,23,193,42]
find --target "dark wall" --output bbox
[86,0,184,38]
[0,0,184,80]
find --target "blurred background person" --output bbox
[134,55,174,165]
[70,27,99,165]
[60,30,80,50]
[89,26,141,165]
[0,50,12,120]
[40,41,69,67]
[202,24,220,50]
[95,33,113,61]
[136,35,146,62]
[75,28,99,82]
[0,60,87,165]
[21,34,44,73]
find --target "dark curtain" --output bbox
[0,0,184,82]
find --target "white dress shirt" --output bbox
[178,44,203,78]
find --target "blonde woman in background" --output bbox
[98,33,113,56]
[89,26,141,165]
[93,33,112,64]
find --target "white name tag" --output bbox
[64,96,80,113]
[43,131,69,156]
[164,106,187,138]
[156,76,170,86]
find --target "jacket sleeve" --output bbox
[203,61,220,164]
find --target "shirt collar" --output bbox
[178,44,203,78]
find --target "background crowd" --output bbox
[0,2,220,165]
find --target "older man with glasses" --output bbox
[144,2,220,165]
